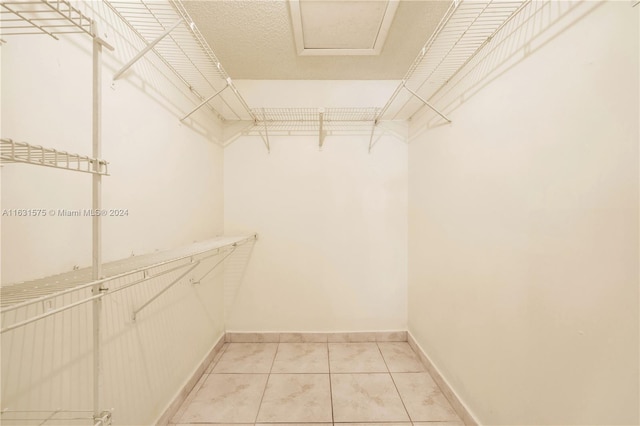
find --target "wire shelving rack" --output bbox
[1,139,109,175]
[104,0,255,122]
[378,0,529,122]
[0,0,93,40]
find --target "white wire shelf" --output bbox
[0,0,94,40]
[1,138,109,175]
[105,0,255,122]
[0,409,111,426]
[378,0,529,121]
[0,234,257,332]
[250,107,380,132]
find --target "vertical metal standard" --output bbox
[92,23,103,424]
[318,108,325,149]
[402,84,452,123]
[113,18,182,80]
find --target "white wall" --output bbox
[408,2,639,425]
[1,4,226,424]
[224,80,408,333]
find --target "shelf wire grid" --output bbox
[379,0,529,121]
[248,107,380,134]
[0,0,93,40]
[1,138,109,175]
[105,0,255,122]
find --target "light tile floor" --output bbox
[171,342,464,426]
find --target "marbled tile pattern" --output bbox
[171,341,462,425]
[271,343,329,373]
[393,373,461,421]
[212,343,278,373]
[257,374,332,422]
[328,343,387,373]
[378,342,425,372]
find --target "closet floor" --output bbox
[170,341,463,426]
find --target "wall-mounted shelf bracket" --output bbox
[113,18,183,81]
[181,82,229,121]
[260,108,271,153]
[191,245,237,285]
[402,83,451,123]
[132,260,200,321]
[368,120,379,153]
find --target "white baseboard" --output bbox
[407,331,479,426]
[224,330,408,343]
[155,333,226,426]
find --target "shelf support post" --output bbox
[402,84,452,123]
[113,18,183,80]
[91,21,105,425]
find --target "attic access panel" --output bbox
[289,0,399,55]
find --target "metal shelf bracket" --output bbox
[113,18,183,81]
[402,83,452,123]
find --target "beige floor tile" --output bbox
[178,373,268,423]
[329,343,387,373]
[212,343,277,373]
[331,373,409,422]
[256,374,333,423]
[392,373,461,422]
[271,343,329,373]
[170,372,209,423]
[378,342,425,372]
[413,422,465,425]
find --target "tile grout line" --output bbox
[254,341,279,424]
[376,341,413,423]
[173,341,230,424]
[327,342,335,424]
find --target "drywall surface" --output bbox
[408,2,639,425]
[224,133,408,332]
[1,4,225,425]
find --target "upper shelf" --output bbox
[105,0,255,122]
[0,0,94,40]
[378,0,528,121]
[1,138,109,175]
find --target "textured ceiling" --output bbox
[182,1,451,80]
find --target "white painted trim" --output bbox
[154,333,226,426]
[224,330,408,343]
[407,331,480,426]
[288,0,399,56]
